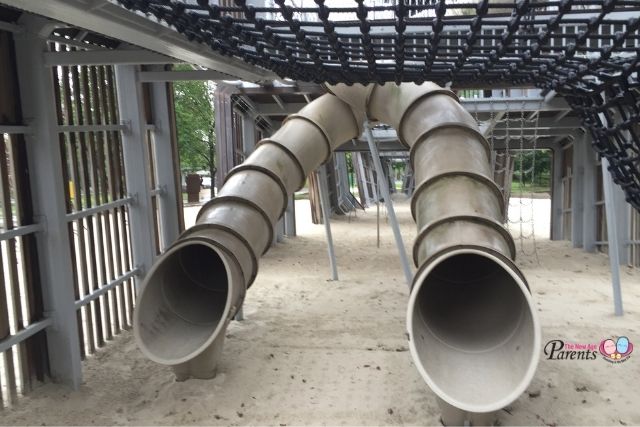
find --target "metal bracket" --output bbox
[120,120,132,135]
[127,192,139,206]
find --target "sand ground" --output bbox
[1,196,639,426]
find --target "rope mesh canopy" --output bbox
[116,0,640,209]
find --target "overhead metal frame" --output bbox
[0,0,275,81]
[70,0,638,211]
[43,49,177,66]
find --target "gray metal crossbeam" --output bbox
[43,49,176,66]
[1,0,274,82]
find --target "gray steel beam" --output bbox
[582,135,597,253]
[550,144,564,241]
[613,178,631,266]
[43,49,174,66]
[272,94,286,110]
[0,125,33,134]
[276,217,285,243]
[0,224,43,242]
[137,70,231,82]
[253,97,571,117]
[114,65,158,288]
[0,319,53,354]
[481,111,505,137]
[13,25,83,388]
[601,157,624,316]
[338,136,567,152]
[238,82,322,95]
[47,34,108,51]
[553,109,572,123]
[241,113,257,156]
[74,269,140,309]
[364,121,413,287]
[0,19,23,33]
[236,95,276,130]
[148,76,181,250]
[317,166,338,281]
[253,102,308,116]
[3,0,273,82]
[284,194,296,237]
[571,133,586,248]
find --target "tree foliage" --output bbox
[172,64,216,195]
[513,149,551,187]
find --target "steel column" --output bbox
[613,180,630,266]
[571,134,585,248]
[13,28,82,388]
[364,121,413,287]
[148,78,181,250]
[550,145,563,240]
[601,157,624,316]
[114,65,157,289]
[284,195,296,237]
[317,166,339,281]
[582,135,597,253]
[276,217,285,243]
[241,113,256,156]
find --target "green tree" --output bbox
[173,65,216,198]
[513,149,551,188]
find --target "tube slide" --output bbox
[134,83,540,424]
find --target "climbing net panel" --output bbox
[115,0,640,209]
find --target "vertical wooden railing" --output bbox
[0,29,48,407]
[50,41,137,358]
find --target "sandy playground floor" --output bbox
[1,196,639,426]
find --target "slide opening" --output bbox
[416,252,524,351]
[408,250,539,411]
[135,241,231,365]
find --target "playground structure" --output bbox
[135,82,539,424]
[0,0,638,425]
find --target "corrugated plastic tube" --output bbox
[134,83,540,425]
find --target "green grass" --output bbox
[510,181,550,194]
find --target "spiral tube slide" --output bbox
[134,83,540,424]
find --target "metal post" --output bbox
[364,121,413,287]
[355,152,372,205]
[114,65,157,290]
[236,114,251,323]
[284,194,296,237]
[582,134,597,253]
[598,111,630,266]
[317,166,339,281]
[571,134,585,248]
[14,23,83,388]
[148,77,181,251]
[241,113,256,155]
[276,217,285,243]
[614,185,630,266]
[550,144,563,240]
[601,157,624,316]
[376,198,381,248]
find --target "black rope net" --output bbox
[116,0,640,209]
